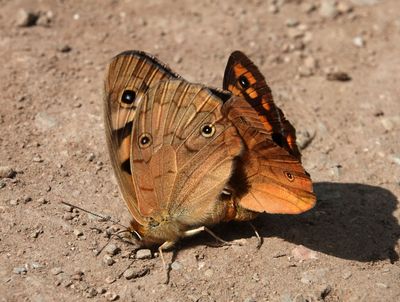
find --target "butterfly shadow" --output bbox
[255,182,399,263]
[181,182,399,263]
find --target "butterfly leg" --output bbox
[248,222,263,249]
[184,226,233,246]
[158,241,175,269]
[158,241,176,284]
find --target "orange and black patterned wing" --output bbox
[223,50,301,160]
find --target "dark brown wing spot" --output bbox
[209,88,232,103]
[272,133,284,147]
[284,171,295,182]
[238,75,250,89]
[113,121,133,140]
[121,90,136,104]
[121,158,131,175]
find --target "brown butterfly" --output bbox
[103,51,316,255]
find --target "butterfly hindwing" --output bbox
[223,97,316,214]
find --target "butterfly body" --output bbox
[103,50,316,249]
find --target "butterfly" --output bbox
[103,50,316,255]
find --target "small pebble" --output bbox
[62,279,73,288]
[342,271,352,279]
[105,276,116,284]
[268,4,279,14]
[15,9,38,27]
[285,19,299,27]
[353,36,365,47]
[103,255,115,266]
[50,267,63,275]
[320,0,338,18]
[297,130,316,150]
[105,292,119,301]
[122,267,149,280]
[73,229,83,237]
[36,11,53,27]
[87,153,95,161]
[291,245,318,261]
[31,262,42,269]
[0,166,16,179]
[318,284,332,299]
[204,268,214,278]
[13,266,27,274]
[0,180,5,189]
[326,71,351,81]
[86,287,97,298]
[9,199,19,206]
[63,213,74,220]
[71,270,84,281]
[97,287,107,294]
[135,249,152,259]
[376,282,389,289]
[31,228,43,238]
[171,261,183,270]
[301,268,329,284]
[59,45,72,53]
[104,244,120,256]
[123,268,136,280]
[37,197,48,204]
[337,2,353,14]
[32,156,44,163]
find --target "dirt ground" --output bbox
[1,0,399,301]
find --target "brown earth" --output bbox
[1,0,399,301]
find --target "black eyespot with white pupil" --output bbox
[284,171,295,182]
[121,90,136,105]
[201,124,216,138]
[238,75,250,89]
[138,133,152,148]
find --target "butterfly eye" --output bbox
[121,90,136,105]
[238,75,250,89]
[138,133,152,148]
[284,171,295,182]
[200,124,216,138]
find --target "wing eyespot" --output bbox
[238,75,250,89]
[284,171,295,182]
[200,123,216,138]
[121,90,136,105]
[138,133,152,148]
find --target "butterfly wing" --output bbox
[130,80,242,240]
[223,50,300,160]
[103,51,181,226]
[222,51,316,214]
[223,97,316,214]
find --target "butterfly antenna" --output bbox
[60,201,129,230]
[93,229,128,256]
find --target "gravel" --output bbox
[0,166,16,179]
[135,249,152,259]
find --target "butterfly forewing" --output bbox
[223,50,301,160]
[104,51,182,226]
